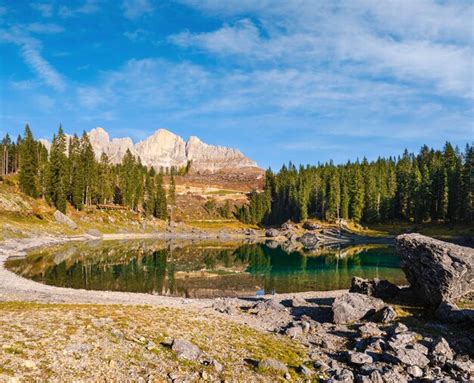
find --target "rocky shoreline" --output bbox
[0,232,473,382]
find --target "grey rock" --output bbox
[298,364,313,376]
[327,368,354,383]
[87,228,103,237]
[249,299,287,315]
[303,221,320,230]
[297,232,320,249]
[111,328,124,339]
[348,351,373,365]
[396,233,474,305]
[406,365,423,377]
[285,325,303,338]
[211,359,224,373]
[212,298,239,315]
[332,293,385,324]
[64,343,92,354]
[265,228,281,238]
[259,358,288,373]
[387,322,408,335]
[431,337,454,364]
[281,221,296,231]
[171,339,202,361]
[376,306,398,323]
[54,210,78,230]
[435,300,474,324]
[350,277,400,299]
[392,346,430,367]
[358,322,384,337]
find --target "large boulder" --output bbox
[350,277,400,299]
[265,228,281,238]
[396,234,474,306]
[53,210,78,230]
[332,293,385,324]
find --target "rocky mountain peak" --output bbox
[40,127,259,174]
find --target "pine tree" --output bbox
[18,124,39,198]
[168,173,176,205]
[154,173,168,220]
[48,126,68,213]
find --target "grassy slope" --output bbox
[0,302,308,382]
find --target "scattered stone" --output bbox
[212,298,239,315]
[302,221,320,230]
[171,339,202,361]
[358,322,384,337]
[350,277,400,299]
[259,358,288,373]
[431,337,454,364]
[374,306,398,323]
[332,293,385,324]
[281,221,295,231]
[396,233,474,306]
[265,229,281,238]
[435,301,474,324]
[285,325,303,338]
[111,328,124,339]
[348,351,373,365]
[54,210,78,230]
[327,368,354,383]
[392,347,430,368]
[249,299,287,315]
[211,359,224,373]
[387,322,408,335]
[297,232,320,249]
[406,365,423,377]
[64,343,92,355]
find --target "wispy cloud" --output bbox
[30,3,53,17]
[173,0,474,98]
[123,28,149,42]
[58,0,100,18]
[0,28,66,91]
[25,22,64,34]
[121,0,153,20]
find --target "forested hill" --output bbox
[236,143,472,226]
[1,124,472,227]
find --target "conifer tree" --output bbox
[18,124,39,198]
[168,173,176,205]
[154,173,168,220]
[48,126,68,213]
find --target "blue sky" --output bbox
[0,0,472,169]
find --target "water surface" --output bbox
[6,240,406,298]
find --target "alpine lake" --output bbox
[5,239,406,298]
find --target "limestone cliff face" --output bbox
[185,136,257,172]
[42,127,259,173]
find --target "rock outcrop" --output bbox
[396,233,474,306]
[53,210,78,230]
[332,293,385,324]
[42,127,259,174]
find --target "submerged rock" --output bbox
[297,232,320,249]
[332,293,385,324]
[396,234,474,306]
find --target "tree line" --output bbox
[236,142,472,225]
[1,125,176,219]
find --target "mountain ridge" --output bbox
[40,127,260,174]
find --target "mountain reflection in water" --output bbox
[6,240,406,298]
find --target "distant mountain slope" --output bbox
[41,127,260,174]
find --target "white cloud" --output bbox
[26,23,64,34]
[121,0,153,20]
[30,3,53,17]
[123,28,149,42]
[0,28,66,91]
[58,0,99,18]
[173,0,474,98]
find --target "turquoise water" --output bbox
[6,240,406,298]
